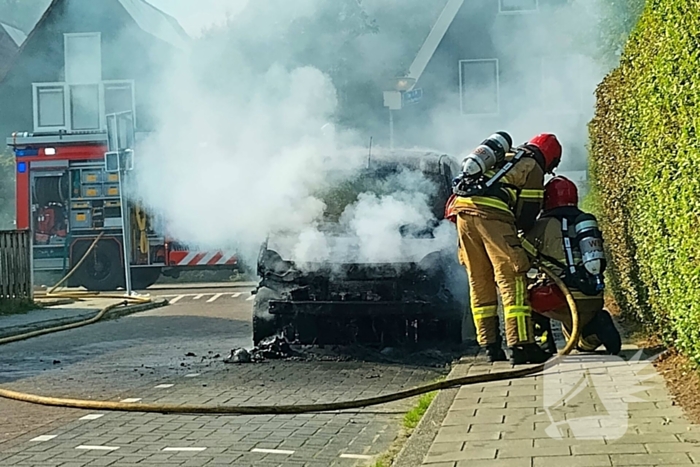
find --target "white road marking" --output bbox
[120,398,142,403]
[246,295,255,301]
[185,373,200,378]
[193,294,204,300]
[79,414,104,421]
[76,445,120,451]
[30,435,57,442]
[154,384,174,389]
[169,295,185,304]
[163,447,207,452]
[206,293,223,303]
[340,454,374,460]
[231,293,242,298]
[251,448,295,455]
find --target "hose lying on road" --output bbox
[0,263,579,415]
[0,301,128,346]
[36,292,152,302]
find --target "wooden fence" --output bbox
[0,230,32,301]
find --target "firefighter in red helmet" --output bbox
[450,133,562,364]
[526,176,621,355]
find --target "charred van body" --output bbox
[253,151,472,346]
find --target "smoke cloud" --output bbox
[408,0,609,176]
[133,61,365,259]
[130,0,616,266]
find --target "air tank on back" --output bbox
[461,131,513,178]
[574,213,606,290]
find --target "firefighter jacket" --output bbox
[525,212,573,278]
[524,206,601,298]
[450,155,545,232]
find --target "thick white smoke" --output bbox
[131,0,615,266]
[132,40,449,266]
[133,61,367,259]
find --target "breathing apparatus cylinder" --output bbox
[460,132,513,177]
[574,213,606,291]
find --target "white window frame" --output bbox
[32,80,136,133]
[69,84,104,131]
[540,55,584,115]
[459,58,500,116]
[498,0,539,14]
[32,83,70,132]
[64,32,102,85]
[102,80,137,127]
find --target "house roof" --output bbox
[0,0,189,83]
[0,21,28,47]
[116,0,190,50]
[7,0,189,51]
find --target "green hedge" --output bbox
[589,0,700,362]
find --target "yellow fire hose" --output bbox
[0,264,578,415]
[0,302,127,346]
[36,232,150,303]
[47,232,104,294]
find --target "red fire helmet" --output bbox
[544,176,578,211]
[528,134,562,173]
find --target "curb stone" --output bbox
[393,350,480,467]
[0,298,169,339]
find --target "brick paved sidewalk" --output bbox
[421,345,700,467]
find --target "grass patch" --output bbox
[0,299,40,317]
[403,391,438,430]
[369,378,444,467]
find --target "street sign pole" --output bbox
[105,111,136,296]
[389,109,394,151]
[118,168,132,296]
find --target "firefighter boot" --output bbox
[486,343,507,362]
[510,343,552,365]
[591,310,622,355]
[533,313,557,355]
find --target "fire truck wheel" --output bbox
[131,267,162,290]
[73,239,124,292]
[252,287,283,345]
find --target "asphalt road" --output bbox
[0,283,446,467]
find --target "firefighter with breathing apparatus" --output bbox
[525,176,621,355]
[445,132,562,365]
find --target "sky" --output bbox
[146,0,250,37]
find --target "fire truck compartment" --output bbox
[11,131,240,290]
[81,170,103,184]
[70,209,92,229]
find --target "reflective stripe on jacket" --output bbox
[450,156,545,229]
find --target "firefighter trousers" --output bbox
[543,293,604,351]
[457,213,534,347]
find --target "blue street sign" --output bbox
[403,88,423,105]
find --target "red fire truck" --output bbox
[9,130,238,291]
